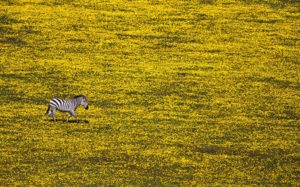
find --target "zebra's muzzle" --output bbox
[85,105,89,110]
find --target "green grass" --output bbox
[0,0,299,185]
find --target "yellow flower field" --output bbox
[0,0,299,185]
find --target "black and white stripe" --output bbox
[46,95,88,122]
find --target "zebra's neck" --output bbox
[73,97,82,108]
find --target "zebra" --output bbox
[46,95,88,122]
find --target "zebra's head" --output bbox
[74,95,88,110]
[81,96,88,110]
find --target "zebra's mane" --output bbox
[73,95,86,99]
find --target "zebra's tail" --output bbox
[46,104,50,115]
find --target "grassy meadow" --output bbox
[0,0,299,185]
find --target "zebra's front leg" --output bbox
[70,110,78,123]
[52,108,56,122]
[67,113,71,122]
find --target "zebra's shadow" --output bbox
[48,119,89,123]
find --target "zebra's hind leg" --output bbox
[46,110,52,121]
[52,108,56,122]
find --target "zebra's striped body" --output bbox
[46,95,88,122]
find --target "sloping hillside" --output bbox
[0,0,299,185]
